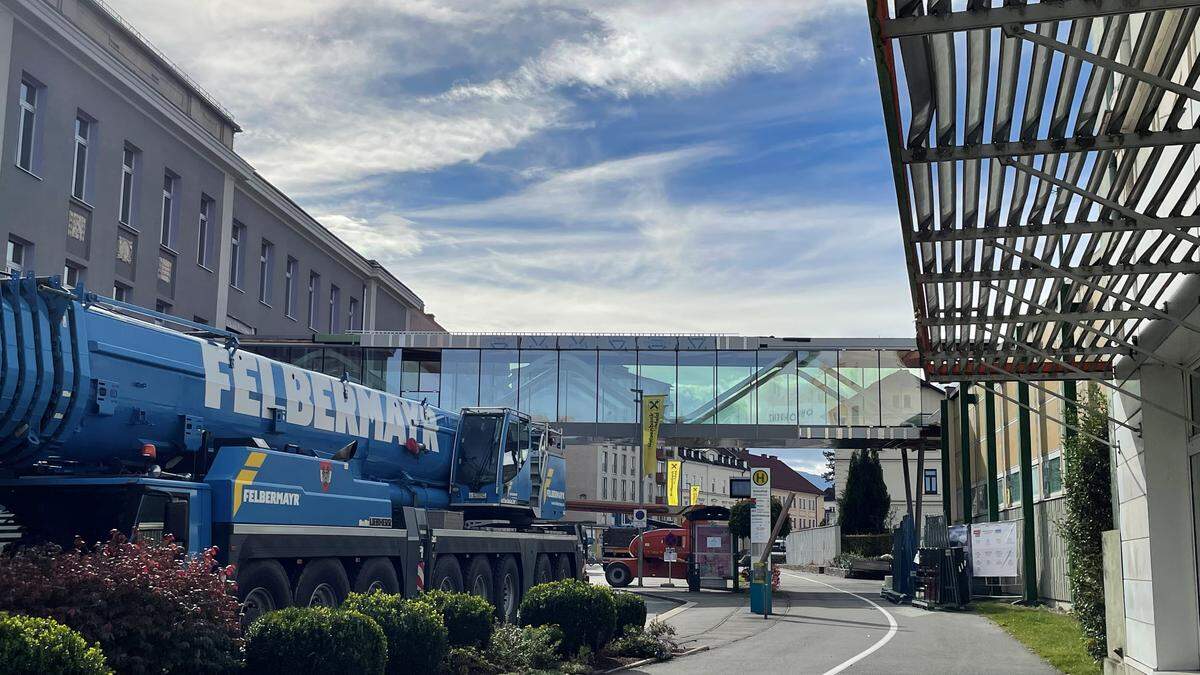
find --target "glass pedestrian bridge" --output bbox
[242,333,942,448]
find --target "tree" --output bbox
[1061,384,1112,661]
[837,449,891,534]
[821,449,835,485]
[728,497,792,541]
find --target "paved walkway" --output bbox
[613,570,1059,675]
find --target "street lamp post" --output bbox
[631,388,644,588]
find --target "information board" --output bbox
[750,467,772,544]
[970,521,1018,577]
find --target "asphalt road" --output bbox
[629,571,1058,675]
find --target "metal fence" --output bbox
[785,525,841,566]
[996,497,1072,605]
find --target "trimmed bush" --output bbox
[416,589,494,647]
[519,579,616,656]
[245,606,386,675]
[0,613,110,674]
[344,592,447,674]
[612,591,647,636]
[0,532,241,674]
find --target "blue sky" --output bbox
[110,0,913,340]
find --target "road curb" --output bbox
[600,646,711,673]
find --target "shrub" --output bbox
[443,646,499,675]
[416,589,494,647]
[611,591,647,636]
[487,623,562,673]
[0,532,241,674]
[244,606,386,675]
[1061,384,1113,661]
[519,579,616,656]
[0,613,110,674]
[608,619,677,661]
[344,592,447,674]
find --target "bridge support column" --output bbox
[1017,382,1037,604]
[985,383,999,522]
[960,383,973,524]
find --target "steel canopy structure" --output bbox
[867,0,1200,384]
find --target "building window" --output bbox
[602,477,608,500]
[923,468,938,494]
[155,299,171,315]
[329,285,341,333]
[602,451,608,473]
[258,240,274,304]
[62,262,83,289]
[284,257,297,318]
[16,79,37,172]
[119,147,137,225]
[1043,454,1063,496]
[621,480,627,502]
[6,238,27,275]
[197,197,213,267]
[160,173,176,248]
[1008,470,1022,505]
[307,272,320,330]
[348,296,359,331]
[112,283,130,303]
[71,115,91,201]
[229,222,244,288]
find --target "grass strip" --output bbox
[974,600,1099,675]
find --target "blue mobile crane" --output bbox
[0,275,582,623]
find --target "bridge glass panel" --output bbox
[480,349,520,409]
[797,350,839,425]
[756,350,797,425]
[558,350,598,422]
[839,350,882,426]
[676,350,715,424]
[716,351,756,425]
[517,349,557,422]
[637,351,676,421]
[879,350,921,426]
[598,351,637,422]
[362,348,398,393]
[440,349,480,413]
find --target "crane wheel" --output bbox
[553,554,573,580]
[465,556,495,601]
[353,557,400,595]
[493,555,521,623]
[430,554,464,592]
[294,558,350,607]
[533,554,553,585]
[238,560,292,627]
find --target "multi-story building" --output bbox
[0,0,436,336]
[676,447,747,509]
[745,453,824,530]
[562,440,656,526]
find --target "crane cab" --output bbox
[448,409,566,523]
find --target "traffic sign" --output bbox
[632,508,648,529]
[750,467,772,544]
[664,547,678,563]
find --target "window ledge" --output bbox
[69,195,94,211]
[14,163,41,180]
[159,244,180,257]
[118,222,140,235]
[259,300,273,309]
[197,264,215,274]
[229,285,244,294]
[285,314,297,322]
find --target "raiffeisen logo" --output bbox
[242,488,301,507]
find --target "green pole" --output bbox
[1017,382,1037,604]
[985,383,999,522]
[959,383,972,524]
[941,398,952,523]
[1063,380,1077,443]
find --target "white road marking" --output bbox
[781,572,899,675]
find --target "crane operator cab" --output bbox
[449,408,567,524]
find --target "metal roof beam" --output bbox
[882,0,1200,38]
[902,126,1200,163]
[913,215,1199,242]
[929,346,1127,359]
[922,259,1200,281]
[1005,25,1200,103]
[928,309,1154,326]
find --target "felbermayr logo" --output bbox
[242,487,301,507]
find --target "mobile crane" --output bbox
[0,275,583,623]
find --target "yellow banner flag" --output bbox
[641,394,666,476]
[690,484,701,505]
[666,460,681,507]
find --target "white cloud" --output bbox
[106,0,856,197]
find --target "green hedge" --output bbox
[841,533,892,558]
[519,580,616,656]
[612,592,647,637]
[0,613,110,675]
[417,589,494,647]
[344,592,447,674]
[244,606,387,675]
